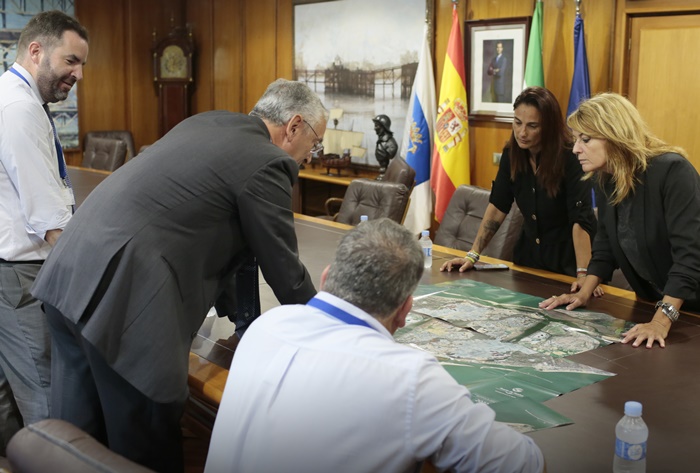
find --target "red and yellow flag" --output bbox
[430,7,470,222]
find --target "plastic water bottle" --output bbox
[420,230,432,269]
[360,215,368,223]
[613,401,648,473]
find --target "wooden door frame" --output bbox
[612,0,700,96]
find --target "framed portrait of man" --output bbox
[465,17,531,122]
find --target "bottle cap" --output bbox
[360,215,368,222]
[421,230,429,237]
[624,401,643,417]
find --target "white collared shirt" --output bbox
[0,63,73,261]
[206,291,544,473]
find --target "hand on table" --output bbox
[621,320,670,348]
[538,291,590,311]
[570,276,604,297]
[440,257,474,273]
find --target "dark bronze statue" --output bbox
[372,114,398,178]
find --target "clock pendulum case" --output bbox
[152,25,195,137]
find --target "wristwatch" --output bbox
[655,301,679,323]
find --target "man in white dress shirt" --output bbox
[0,10,88,452]
[205,218,544,473]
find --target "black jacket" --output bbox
[589,153,700,307]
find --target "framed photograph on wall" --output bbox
[464,17,531,122]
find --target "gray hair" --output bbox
[250,78,328,129]
[324,218,424,319]
[17,10,88,60]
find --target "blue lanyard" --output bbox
[307,296,375,331]
[8,67,29,86]
[8,67,69,184]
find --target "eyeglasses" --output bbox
[303,119,324,154]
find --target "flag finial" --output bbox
[575,0,581,16]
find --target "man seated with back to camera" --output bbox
[205,218,545,473]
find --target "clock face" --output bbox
[160,45,188,79]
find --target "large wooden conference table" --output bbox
[67,165,111,206]
[190,215,700,473]
[67,167,700,471]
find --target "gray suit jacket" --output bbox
[32,111,316,402]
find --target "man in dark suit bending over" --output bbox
[31,78,327,472]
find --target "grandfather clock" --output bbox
[152,25,195,137]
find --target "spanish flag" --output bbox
[430,6,470,222]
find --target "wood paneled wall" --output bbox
[186,0,244,114]
[74,0,180,161]
[460,1,535,188]
[73,0,699,186]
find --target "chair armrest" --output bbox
[7,419,154,472]
[324,197,344,218]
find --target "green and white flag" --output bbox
[523,0,544,89]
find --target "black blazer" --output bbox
[589,153,700,306]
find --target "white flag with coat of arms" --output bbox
[399,25,436,235]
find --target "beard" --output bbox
[36,57,74,103]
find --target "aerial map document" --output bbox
[394,279,634,432]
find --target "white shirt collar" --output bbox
[314,291,393,339]
[9,62,42,104]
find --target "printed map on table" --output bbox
[394,279,634,432]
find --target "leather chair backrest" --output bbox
[383,156,416,191]
[335,179,410,225]
[6,419,154,472]
[608,268,633,291]
[83,130,136,162]
[435,184,524,261]
[81,137,127,171]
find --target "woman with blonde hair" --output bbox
[541,92,700,348]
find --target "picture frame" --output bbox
[464,17,531,122]
[293,0,432,168]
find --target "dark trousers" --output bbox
[44,303,185,473]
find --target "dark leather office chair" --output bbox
[382,156,416,191]
[325,157,416,218]
[5,419,154,472]
[435,184,524,261]
[81,137,127,171]
[83,130,136,163]
[333,179,410,225]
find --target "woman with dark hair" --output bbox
[442,87,597,290]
